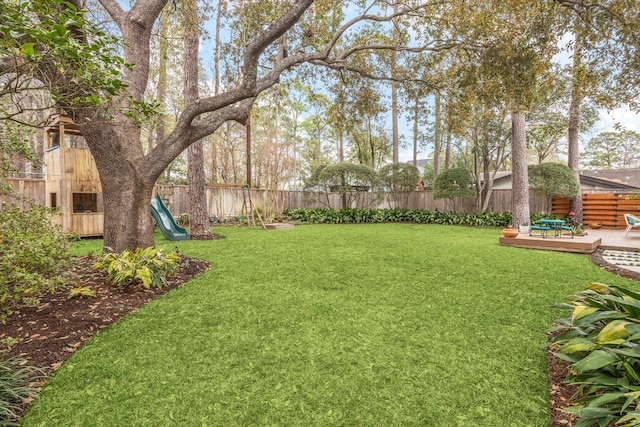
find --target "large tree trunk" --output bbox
[184,0,212,238]
[412,96,419,166]
[511,109,530,227]
[81,120,156,251]
[187,141,211,236]
[391,3,399,163]
[433,90,442,178]
[568,17,584,226]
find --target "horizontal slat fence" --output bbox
[553,193,640,229]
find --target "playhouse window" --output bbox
[72,193,99,213]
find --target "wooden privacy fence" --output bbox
[154,184,549,218]
[553,193,640,229]
[0,179,46,208]
[6,178,636,224]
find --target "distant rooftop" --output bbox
[581,169,640,188]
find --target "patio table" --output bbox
[535,219,573,238]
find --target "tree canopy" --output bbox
[528,162,579,199]
[3,0,640,251]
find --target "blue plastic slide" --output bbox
[150,195,189,241]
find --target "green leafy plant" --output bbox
[0,202,71,323]
[93,247,179,289]
[0,338,18,353]
[67,286,97,299]
[282,208,514,227]
[573,224,586,235]
[433,167,475,213]
[528,163,579,216]
[378,163,421,208]
[303,163,382,209]
[552,283,640,427]
[0,357,42,426]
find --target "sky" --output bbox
[598,107,640,133]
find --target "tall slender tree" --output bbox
[182,0,212,238]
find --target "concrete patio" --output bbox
[587,228,640,251]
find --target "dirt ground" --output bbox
[1,247,639,426]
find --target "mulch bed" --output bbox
[1,255,210,373]
[1,246,638,426]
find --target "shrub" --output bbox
[0,202,71,323]
[0,357,42,426]
[93,247,179,289]
[433,168,475,212]
[528,162,579,203]
[552,283,640,427]
[303,163,382,209]
[378,163,421,208]
[282,207,513,227]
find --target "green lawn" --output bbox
[23,224,638,426]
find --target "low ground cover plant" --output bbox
[93,247,179,289]
[552,283,640,427]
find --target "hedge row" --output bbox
[282,208,516,227]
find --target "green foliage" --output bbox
[378,163,420,192]
[433,168,475,200]
[283,207,513,227]
[303,163,382,209]
[432,168,475,212]
[422,163,435,190]
[552,283,640,427]
[304,163,379,193]
[528,163,579,199]
[93,247,179,289]
[378,163,420,208]
[0,202,71,323]
[0,337,18,353]
[584,130,640,169]
[67,286,96,299]
[0,357,42,426]
[0,0,128,109]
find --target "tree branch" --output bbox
[242,0,314,91]
[98,0,126,25]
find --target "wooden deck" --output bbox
[499,233,602,254]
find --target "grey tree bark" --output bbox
[433,90,442,178]
[511,109,530,227]
[568,17,584,225]
[183,0,212,238]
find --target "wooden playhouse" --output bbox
[44,114,103,236]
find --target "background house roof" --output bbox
[581,169,640,188]
[479,169,640,190]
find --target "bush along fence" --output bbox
[282,208,516,227]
